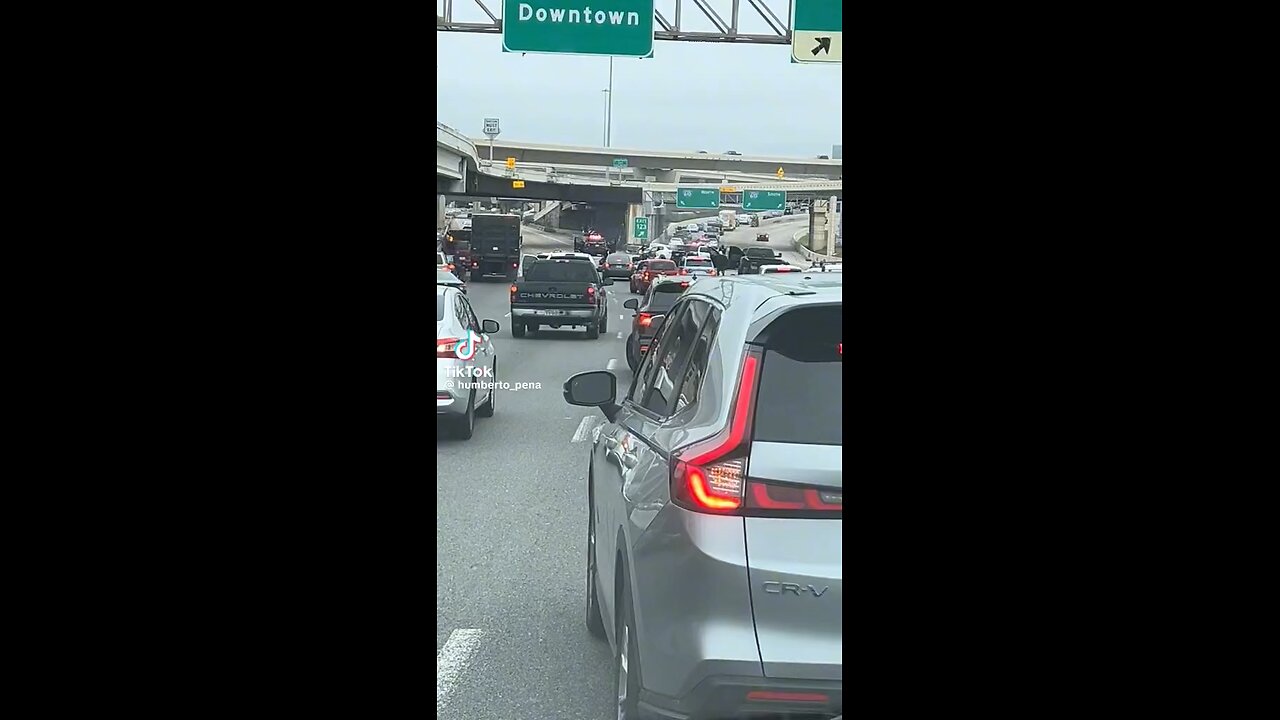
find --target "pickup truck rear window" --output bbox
[524,262,598,283]
[745,248,774,258]
[752,306,842,446]
[648,260,676,271]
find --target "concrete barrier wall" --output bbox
[793,230,842,262]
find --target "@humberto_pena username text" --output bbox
[443,379,542,392]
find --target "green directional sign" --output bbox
[791,1,842,64]
[676,188,720,210]
[503,0,655,58]
[613,158,628,168]
[743,190,786,211]
[633,216,649,240]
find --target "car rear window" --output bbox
[752,306,842,446]
[436,295,446,321]
[607,254,630,262]
[649,260,676,270]
[646,291,680,313]
[684,259,712,268]
[525,261,598,282]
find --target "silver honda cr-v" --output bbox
[564,272,843,719]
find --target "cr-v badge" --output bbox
[763,582,829,597]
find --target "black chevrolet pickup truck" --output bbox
[734,246,786,274]
[509,258,613,339]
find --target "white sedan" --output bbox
[648,243,672,259]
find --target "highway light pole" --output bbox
[606,55,613,147]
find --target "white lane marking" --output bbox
[591,424,603,443]
[437,628,484,712]
[619,314,625,320]
[571,415,595,443]
[616,332,624,339]
[504,312,511,317]
[607,358,619,370]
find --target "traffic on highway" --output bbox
[438,206,842,719]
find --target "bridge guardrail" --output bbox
[793,229,842,262]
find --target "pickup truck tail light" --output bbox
[509,284,517,300]
[586,286,597,304]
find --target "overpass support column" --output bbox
[437,195,446,234]
[625,203,644,246]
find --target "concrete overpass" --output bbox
[469,138,842,181]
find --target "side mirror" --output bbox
[563,371,621,422]
[602,278,614,286]
[482,319,500,334]
[775,252,783,258]
[623,298,639,310]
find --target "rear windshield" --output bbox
[745,248,774,257]
[752,306,842,446]
[436,295,446,321]
[646,289,681,312]
[684,259,712,268]
[607,254,630,262]
[525,261,598,282]
[649,260,676,270]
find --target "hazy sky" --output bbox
[436,2,842,157]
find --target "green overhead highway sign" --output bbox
[633,217,648,240]
[502,0,655,58]
[613,158,628,168]
[676,188,720,210]
[743,190,786,211]
[791,1,842,64]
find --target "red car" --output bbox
[629,258,679,294]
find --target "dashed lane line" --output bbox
[606,358,619,371]
[437,628,484,713]
[571,416,596,443]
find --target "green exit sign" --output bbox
[676,188,720,210]
[743,190,785,211]
[633,217,649,240]
[503,0,655,58]
[613,158,628,168]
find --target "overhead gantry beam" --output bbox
[437,0,795,45]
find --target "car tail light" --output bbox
[707,269,717,276]
[437,392,450,400]
[774,267,793,272]
[437,337,460,359]
[512,263,517,268]
[679,269,688,275]
[447,264,454,271]
[644,272,652,280]
[586,286,596,304]
[639,343,649,354]
[509,284,517,299]
[670,348,762,513]
[638,313,653,327]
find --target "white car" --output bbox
[759,264,808,275]
[736,213,753,225]
[648,243,672,259]
[437,285,501,439]
[807,262,843,273]
[535,251,593,261]
[684,222,700,232]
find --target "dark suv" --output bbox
[564,272,843,720]
[622,277,690,371]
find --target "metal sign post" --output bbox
[482,117,500,162]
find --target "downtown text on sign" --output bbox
[503,0,655,58]
[790,0,842,64]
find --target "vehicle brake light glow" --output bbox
[638,313,653,327]
[437,337,459,358]
[838,343,842,355]
[670,351,761,513]
[586,286,596,304]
